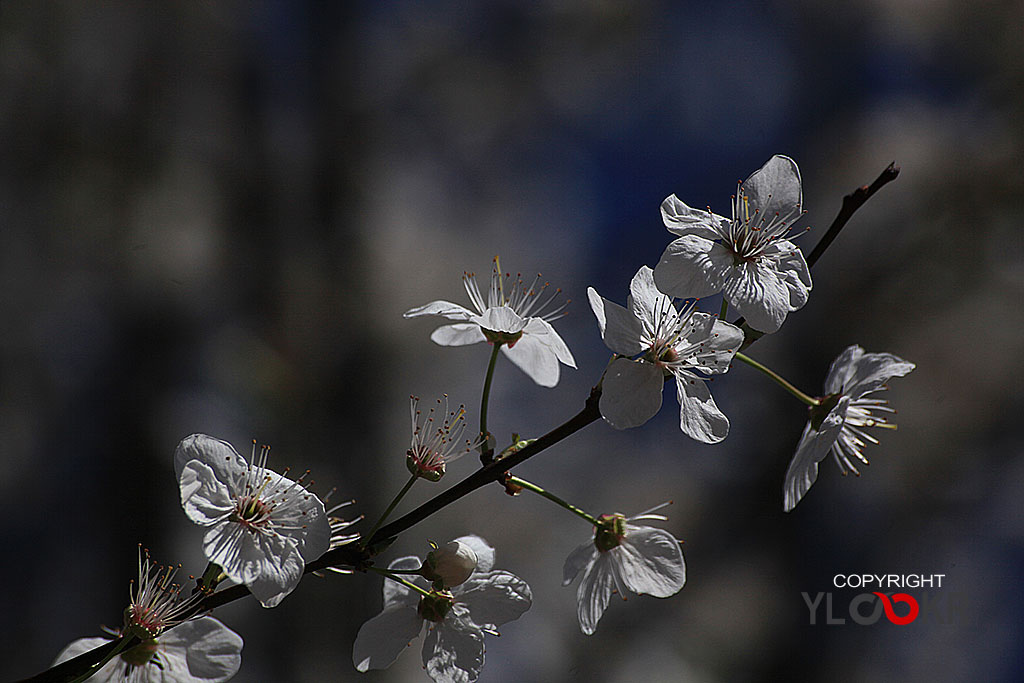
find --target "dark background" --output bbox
[3,1,1022,681]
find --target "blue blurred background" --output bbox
[3,1,1022,681]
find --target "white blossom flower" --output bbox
[53,617,243,683]
[407,395,475,482]
[353,535,531,683]
[588,265,743,442]
[562,504,686,635]
[174,434,331,607]
[653,155,812,333]
[404,257,576,387]
[783,345,915,511]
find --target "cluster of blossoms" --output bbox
[46,155,913,683]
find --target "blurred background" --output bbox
[2,1,1022,681]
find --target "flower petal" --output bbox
[587,287,645,356]
[740,155,802,219]
[674,372,729,443]
[627,265,667,328]
[502,333,560,387]
[470,306,526,335]
[654,236,731,300]
[246,541,306,608]
[599,358,664,429]
[422,608,485,683]
[661,194,728,238]
[575,553,617,635]
[522,317,576,368]
[765,240,812,311]
[173,434,248,488]
[160,617,244,682]
[200,520,305,607]
[404,300,476,321]
[563,540,599,586]
[722,259,791,334]
[453,535,495,573]
[431,323,487,347]
[615,525,686,598]
[179,461,234,526]
[689,319,743,375]
[457,570,533,631]
[783,398,849,512]
[353,604,423,672]
[825,345,916,398]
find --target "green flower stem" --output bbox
[362,474,418,549]
[369,566,432,598]
[479,342,502,463]
[68,636,132,683]
[719,298,729,320]
[508,476,600,527]
[734,351,820,407]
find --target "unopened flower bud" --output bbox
[420,540,478,589]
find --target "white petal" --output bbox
[431,323,487,347]
[661,194,728,238]
[627,266,666,327]
[470,306,526,335]
[179,461,234,526]
[353,604,423,672]
[200,522,304,607]
[826,346,916,398]
[722,259,791,334]
[783,399,849,512]
[674,372,729,443]
[502,333,560,387]
[740,155,802,219]
[522,317,576,367]
[404,300,476,321]
[173,434,248,488]
[575,553,617,635]
[452,535,495,573]
[689,319,743,375]
[160,617,244,682]
[246,542,306,608]
[615,525,686,598]
[599,358,664,429]
[563,540,599,586]
[654,236,731,300]
[587,287,645,356]
[456,570,532,631]
[385,556,429,607]
[422,609,485,683]
[765,240,812,310]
